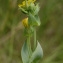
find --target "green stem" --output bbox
[27,34,31,56]
[34,28,36,50]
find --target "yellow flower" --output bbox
[18,1,25,7]
[18,0,36,8]
[22,18,28,27]
[28,0,36,4]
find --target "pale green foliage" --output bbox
[21,41,43,63]
[21,42,29,63]
[29,42,43,63]
[28,13,40,26]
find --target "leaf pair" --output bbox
[21,41,43,63]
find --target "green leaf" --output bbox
[19,8,28,14]
[21,41,43,63]
[21,41,29,63]
[28,3,40,15]
[34,4,40,15]
[30,42,43,63]
[28,13,41,26]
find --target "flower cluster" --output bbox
[18,0,40,28]
[18,0,36,7]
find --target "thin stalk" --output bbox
[27,34,31,56]
[34,28,36,50]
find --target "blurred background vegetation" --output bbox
[0,0,63,63]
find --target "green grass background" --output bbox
[0,0,63,63]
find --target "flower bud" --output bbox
[22,18,28,27]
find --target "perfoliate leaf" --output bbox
[30,42,43,63]
[35,15,41,26]
[21,41,29,63]
[21,41,43,63]
[28,13,41,26]
[28,3,40,15]
[34,4,40,15]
